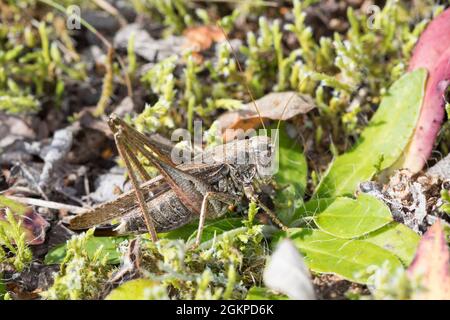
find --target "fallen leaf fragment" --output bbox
[89,166,128,203]
[183,25,225,51]
[0,198,49,245]
[39,126,75,190]
[263,239,316,300]
[0,114,35,149]
[407,220,450,300]
[217,92,316,141]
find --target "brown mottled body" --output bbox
[70,162,236,233]
[69,114,284,240]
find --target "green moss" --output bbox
[133,223,266,300]
[42,230,111,300]
[137,56,178,132]
[0,3,86,113]
[132,0,436,144]
[0,208,32,272]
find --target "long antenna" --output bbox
[217,22,266,131]
[274,90,297,142]
[217,20,305,150]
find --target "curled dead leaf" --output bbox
[183,25,225,51]
[216,92,316,141]
[407,220,450,300]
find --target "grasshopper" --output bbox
[69,114,287,246]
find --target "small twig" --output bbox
[55,188,85,207]
[83,172,92,207]
[0,187,39,197]
[93,0,128,27]
[5,196,88,214]
[117,55,133,98]
[217,22,267,131]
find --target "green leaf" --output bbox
[314,69,427,198]
[361,222,420,266]
[44,236,127,265]
[272,124,308,225]
[314,194,393,238]
[188,218,244,243]
[274,124,308,196]
[158,222,199,241]
[294,197,335,218]
[160,218,243,243]
[245,287,289,300]
[105,279,162,300]
[287,228,403,284]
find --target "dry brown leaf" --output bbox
[183,25,225,51]
[407,220,450,299]
[0,114,36,148]
[216,92,316,141]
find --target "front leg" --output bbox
[243,185,288,231]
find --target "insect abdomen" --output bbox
[117,190,196,234]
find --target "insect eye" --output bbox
[259,149,272,162]
[443,180,450,190]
